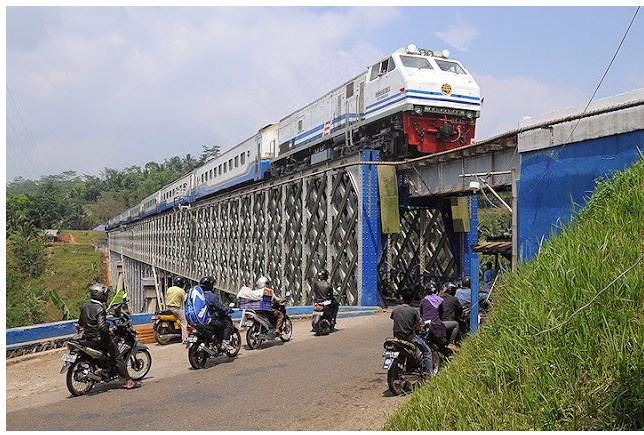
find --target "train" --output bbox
[106,44,481,230]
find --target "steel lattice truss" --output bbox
[109,169,361,311]
[377,207,457,299]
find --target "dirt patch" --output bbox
[57,232,76,244]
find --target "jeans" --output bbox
[411,334,433,374]
[443,320,459,343]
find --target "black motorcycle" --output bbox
[243,298,293,350]
[382,320,452,395]
[311,297,339,336]
[186,307,242,369]
[60,297,152,396]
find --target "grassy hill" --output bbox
[40,230,107,323]
[385,158,644,430]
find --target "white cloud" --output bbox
[434,11,479,52]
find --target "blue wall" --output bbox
[517,130,643,261]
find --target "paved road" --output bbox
[6,312,406,431]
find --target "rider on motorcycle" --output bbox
[79,283,140,390]
[166,276,189,343]
[199,276,234,352]
[313,268,339,325]
[256,276,285,335]
[390,288,433,375]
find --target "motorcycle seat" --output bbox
[384,337,416,352]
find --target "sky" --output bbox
[4,5,644,183]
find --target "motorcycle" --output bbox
[151,309,182,345]
[311,294,339,336]
[382,320,452,396]
[242,294,293,350]
[186,304,242,369]
[60,296,152,396]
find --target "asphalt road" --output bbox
[6,312,405,431]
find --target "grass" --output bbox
[40,230,106,322]
[385,158,644,430]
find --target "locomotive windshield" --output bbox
[434,59,466,75]
[400,55,433,70]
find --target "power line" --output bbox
[6,84,44,179]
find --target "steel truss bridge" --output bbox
[108,138,519,313]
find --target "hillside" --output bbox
[385,158,644,430]
[41,230,108,323]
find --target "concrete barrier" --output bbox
[6,306,382,352]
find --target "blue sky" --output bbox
[5,5,643,182]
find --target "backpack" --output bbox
[184,285,212,326]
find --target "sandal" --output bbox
[125,381,142,390]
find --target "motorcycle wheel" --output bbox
[128,348,152,380]
[318,318,331,336]
[280,318,293,342]
[66,360,95,396]
[246,324,263,350]
[226,329,242,357]
[188,341,208,369]
[387,358,419,396]
[153,325,173,345]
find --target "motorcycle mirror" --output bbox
[228,302,235,308]
[285,291,292,297]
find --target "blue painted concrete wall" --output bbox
[517,130,643,261]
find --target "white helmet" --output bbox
[256,276,270,289]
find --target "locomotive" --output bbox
[106,44,481,230]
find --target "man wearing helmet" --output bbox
[199,276,234,352]
[79,283,139,390]
[166,276,189,343]
[313,268,339,328]
[439,281,462,348]
[255,276,285,335]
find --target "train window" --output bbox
[297,119,303,133]
[346,82,354,98]
[240,153,245,165]
[386,57,396,73]
[229,159,233,171]
[234,156,239,167]
[218,165,222,175]
[400,55,433,69]
[224,164,227,173]
[434,59,466,75]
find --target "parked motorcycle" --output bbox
[60,296,152,396]
[186,304,242,369]
[382,320,452,395]
[311,295,339,336]
[242,295,293,350]
[151,310,182,345]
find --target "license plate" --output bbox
[62,353,78,363]
[187,336,198,343]
[383,350,399,358]
[382,357,394,370]
[242,320,254,327]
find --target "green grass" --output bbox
[40,230,106,322]
[385,158,644,430]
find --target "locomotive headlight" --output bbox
[414,106,424,115]
[442,49,450,58]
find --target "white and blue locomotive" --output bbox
[106,44,481,229]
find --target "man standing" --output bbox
[390,289,433,375]
[166,276,189,344]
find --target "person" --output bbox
[455,276,472,306]
[390,289,433,375]
[439,282,462,348]
[418,283,449,349]
[256,276,284,334]
[166,276,189,344]
[199,276,234,352]
[79,283,140,390]
[313,268,339,327]
[483,261,497,292]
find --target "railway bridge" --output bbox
[107,89,643,315]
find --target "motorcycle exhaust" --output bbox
[199,343,218,356]
[87,372,103,381]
